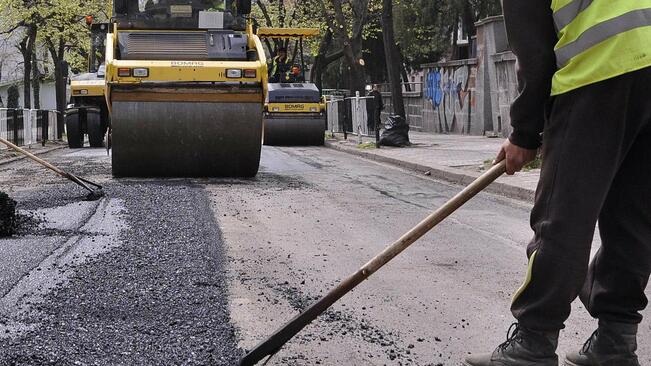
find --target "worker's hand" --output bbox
[494,139,538,175]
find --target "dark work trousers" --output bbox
[511,66,651,331]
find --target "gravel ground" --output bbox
[214,146,651,365]
[0,149,242,366]
[2,146,650,366]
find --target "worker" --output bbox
[286,65,305,83]
[268,47,291,83]
[367,84,384,133]
[464,1,651,365]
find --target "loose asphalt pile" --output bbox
[0,182,243,365]
[0,191,17,237]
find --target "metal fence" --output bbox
[0,108,59,148]
[326,93,382,141]
[324,84,425,133]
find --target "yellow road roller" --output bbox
[66,22,111,148]
[258,28,326,146]
[105,0,265,177]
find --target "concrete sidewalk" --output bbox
[0,142,68,167]
[325,132,540,201]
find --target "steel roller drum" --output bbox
[263,114,326,146]
[112,101,262,177]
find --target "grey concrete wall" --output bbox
[492,52,518,137]
[416,15,519,137]
[380,92,425,130]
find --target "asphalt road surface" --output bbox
[0,146,649,365]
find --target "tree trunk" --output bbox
[0,60,4,107]
[32,51,41,109]
[311,28,336,88]
[278,0,285,28]
[330,0,368,95]
[451,11,459,60]
[397,45,412,92]
[382,0,405,118]
[47,39,67,139]
[18,26,37,109]
[255,0,279,54]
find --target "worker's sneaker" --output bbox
[564,320,640,366]
[464,323,559,366]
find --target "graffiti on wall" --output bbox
[425,64,477,134]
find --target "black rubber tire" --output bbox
[65,111,83,148]
[87,110,105,148]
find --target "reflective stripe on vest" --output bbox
[551,0,651,95]
[554,0,593,31]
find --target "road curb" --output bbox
[0,145,68,167]
[324,140,535,202]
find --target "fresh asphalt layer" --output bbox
[0,146,649,365]
[0,150,241,365]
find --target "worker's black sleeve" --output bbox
[502,0,558,149]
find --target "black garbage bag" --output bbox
[379,115,411,147]
[0,191,17,237]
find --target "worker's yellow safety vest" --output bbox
[551,0,651,95]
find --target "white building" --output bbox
[0,31,59,110]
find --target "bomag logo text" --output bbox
[171,61,205,67]
[285,104,305,110]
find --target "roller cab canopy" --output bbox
[257,27,320,39]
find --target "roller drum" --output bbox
[111,101,262,177]
[263,114,325,146]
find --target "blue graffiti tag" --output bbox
[426,70,443,108]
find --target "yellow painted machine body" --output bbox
[266,102,324,114]
[105,26,267,105]
[257,27,320,38]
[71,79,105,98]
[105,1,267,177]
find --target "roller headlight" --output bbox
[226,69,242,78]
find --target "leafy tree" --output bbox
[0,0,107,115]
[37,0,106,135]
[252,0,376,93]
[395,0,502,67]
[326,0,373,94]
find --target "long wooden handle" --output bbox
[240,160,507,366]
[0,137,67,177]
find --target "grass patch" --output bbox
[357,142,378,150]
[481,159,495,171]
[481,156,543,171]
[523,157,543,171]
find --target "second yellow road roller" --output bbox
[105,0,266,177]
[258,28,326,146]
[66,21,111,148]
